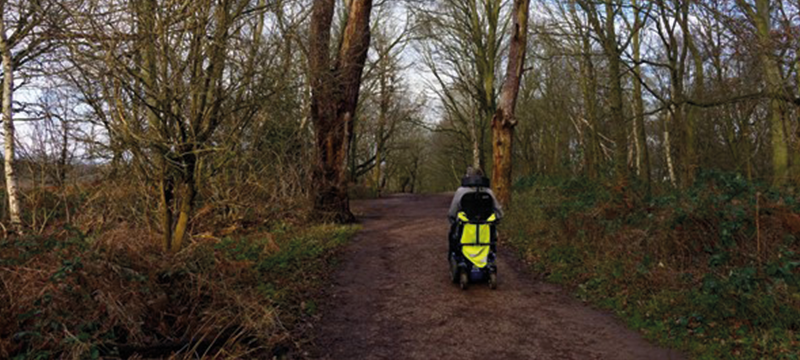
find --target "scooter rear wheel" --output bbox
[459,271,469,290]
[488,272,497,290]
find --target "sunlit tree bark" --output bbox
[309,0,373,222]
[491,0,529,208]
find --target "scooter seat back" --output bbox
[459,191,494,222]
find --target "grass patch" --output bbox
[505,171,800,359]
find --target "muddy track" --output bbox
[311,194,685,360]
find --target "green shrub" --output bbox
[505,173,800,359]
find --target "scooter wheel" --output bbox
[450,262,459,284]
[488,272,497,290]
[459,271,469,290]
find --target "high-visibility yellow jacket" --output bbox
[457,212,497,268]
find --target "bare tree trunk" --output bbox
[491,0,529,208]
[471,116,480,169]
[664,111,677,187]
[599,1,626,183]
[737,0,789,185]
[757,1,789,186]
[309,0,373,223]
[796,56,800,178]
[679,0,699,187]
[159,160,174,251]
[0,7,22,232]
[134,0,175,250]
[58,119,69,186]
[580,0,627,183]
[577,25,599,179]
[632,0,650,191]
[170,154,197,252]
[743,118,753,181]
[374,130,382,193]
[373,50,390,197]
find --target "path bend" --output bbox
[312,194,685,360]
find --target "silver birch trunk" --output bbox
[664,110,677,187]
[0,10,22,231]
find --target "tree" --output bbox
[577,0,629,183]
[0,0,57,232]
[345,3,411,196]
[414,0,508,171]
[491,0,529,208]
[308,0,373,222]
[567,0,602,179]
[736,0,790,186]
[65,0,269,251]
[630,0,651,190]
[0,0,21,231]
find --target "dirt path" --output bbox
[311,194,685,360]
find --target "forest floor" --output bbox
[310,194,686,360]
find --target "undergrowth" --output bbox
[0,223,359,359]
[506,170,800,359]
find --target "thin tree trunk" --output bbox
[491,0,529,208]
[136,0,175,250]
[681,1,700,187]
[796,57,800,182]
[170,154,197,252]
[159,160,174,252]
[664,111,677,187]
[0,9,22,231]
[684,44,702,186]
[471,117,480,169]
[579,31,599,179]
[373,53,389,196]
[603,0,627,183]
[58,119,69,186]
[657,0,688,188]
[373,133,382,193]
[632,0,650,191]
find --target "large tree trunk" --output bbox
[0,8,22,232]
[491,0,529,208]
[756,1,789,186]
[309,0,372,223]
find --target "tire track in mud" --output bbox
[311,194,685,360]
